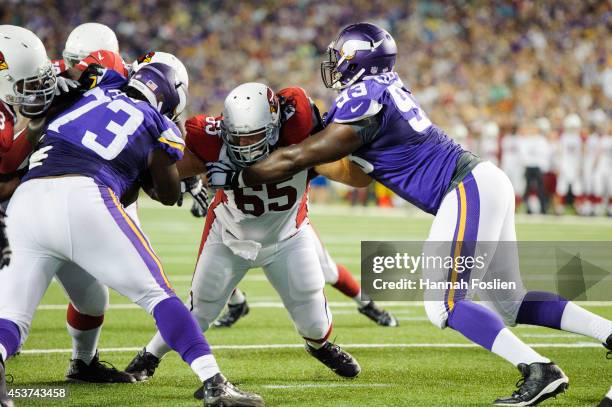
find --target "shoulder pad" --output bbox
[328,81,383,124]
[76,50,128,78]
[185,115,223,162]
[278,87,315,146]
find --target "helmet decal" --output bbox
[267,87,277,114]
[0,52,8,71]
[137,51,155,64]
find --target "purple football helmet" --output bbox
[126,62,181,118]
[321,22,397,89]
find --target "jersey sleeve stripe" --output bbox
[333,100,383,123]
[158,136,185,152]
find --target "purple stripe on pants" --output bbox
[516,291,568,329]
[98,186,174,296]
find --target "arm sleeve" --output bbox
[332,98,383,124]
[347,114,382,145]
[0,103,15,155]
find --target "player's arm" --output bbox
[176,147,206,179]
[314,157,372,187]
[148,148,181,205]
[240,122,363,187]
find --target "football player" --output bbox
[554,113,584,215]
[125,82,365,388]
[0,63,263,406]
[205,22,612,406]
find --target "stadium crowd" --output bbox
[1,0,609,215]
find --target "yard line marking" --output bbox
[18,342,603,355]
[520,333,581,338]
[36,300,612,311]
[263,383,392,389]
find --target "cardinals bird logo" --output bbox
[137,51,155,64]
[267,87,277,114]
[0,52,8,71]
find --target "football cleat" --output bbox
[599,395,612,407]
[604,333,611,359]
[493,362,568,406]
[0,359,14,407]
[305,342,361,378]
[213,301,250,328]
[124,348,160,381]
[199,373,264,406]
[358,302,398,327]
[66,352,135,383]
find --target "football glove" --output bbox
[178,176,209,217]
[55,76,80,96]
[205,162,244,190]
[28,145,53,169]
[0,210,11,269]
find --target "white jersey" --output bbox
[558,132,583,177]
[520,135,551,171]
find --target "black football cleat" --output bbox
[604,333,611,359]
[599,395,612,407]
[66,352,135,383]
[493,362,568,406]
[305,342,361,378]
[358,301,398,327]
[0,359,14,407]
[124,348,160,381]
[213,301,250,328]
[199,373,264,406]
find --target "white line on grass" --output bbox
[18,342,603,355]
[36,300,612,311]
[263,383,392,389]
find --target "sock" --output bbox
[607,386,612,399]
[190,354,220,382]
[354,292,372,307]
[66,303,104,364]
[516,291,568,329]
[491,328,550,366]
[560,302,612,343]
[332,264,361,300]
[305,340,326,349]
[228,288,246,306]
[153,297,212,365]
[448,301,549,365]
[0,319,20,360]
[518,291,612,342]
[145,331,172,359]
[0,344,6,362]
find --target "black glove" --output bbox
[178,176,209,217]
[0,210,11,269]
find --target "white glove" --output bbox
[55,77,80,95]
[28,145,53,169]
[205,161,244,189]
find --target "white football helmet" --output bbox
[481,121,499,139]
[221,82,280,167]
[563,113,581,131]
[63,23,119,68]
[536,117,551,134]
[131,51,189,120]
[0,25,56,116]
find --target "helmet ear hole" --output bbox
[347,64,357,73]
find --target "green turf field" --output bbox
[5,200,611,406]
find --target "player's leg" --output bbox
[554,173,569,215]
[424,163,567,405]
[213,287,250,328]
[0,180,67,405]
[55,264,134,383]
[262,224,360,378]
[313,225,398,326]
[70,182,261,405]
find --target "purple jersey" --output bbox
[325,73,465,215]
[24,69,184,197]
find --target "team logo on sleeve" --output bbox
[0,52,8,71]
[137,51,155,64]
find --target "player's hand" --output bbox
[205,162,244,190]
[28,145,53,169]
[0,211,11,269]
[177,176,209,217]
[55,76,80,95]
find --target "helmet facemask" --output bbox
[221,120,279,168]
[321,44,343,89]
[62,50,88,69]
[6,62,57,117]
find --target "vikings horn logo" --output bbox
[267,87,277,114]
[0,52,8,71]
[137,51,155,64]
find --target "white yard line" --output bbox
[263,383,392,389]
[18,341,604,355]
[36,300,612,310]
